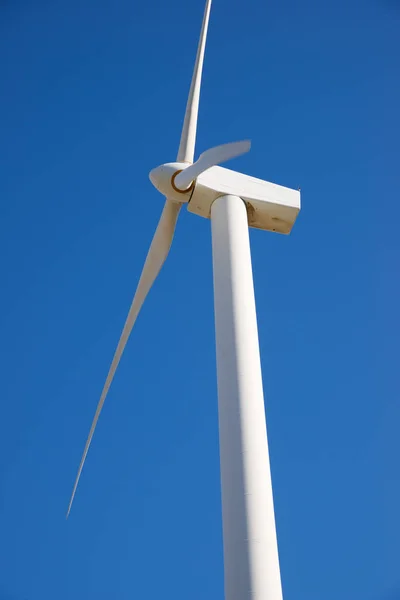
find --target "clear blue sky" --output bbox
[1,0,399,598]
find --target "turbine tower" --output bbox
[67,1,300,598]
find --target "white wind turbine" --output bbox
[67,0,300,598]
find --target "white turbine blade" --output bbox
[174,140,251,190]
[66,199,181,518]
[177,0,212,164]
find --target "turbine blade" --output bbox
[66,200,181,518]
[174,140,251,190]
[177,0,212,164]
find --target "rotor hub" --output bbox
[149,162,194,203]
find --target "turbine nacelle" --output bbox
[149,162,194,203]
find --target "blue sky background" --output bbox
[1,0,399,598]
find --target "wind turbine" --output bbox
[67,0,300,598]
